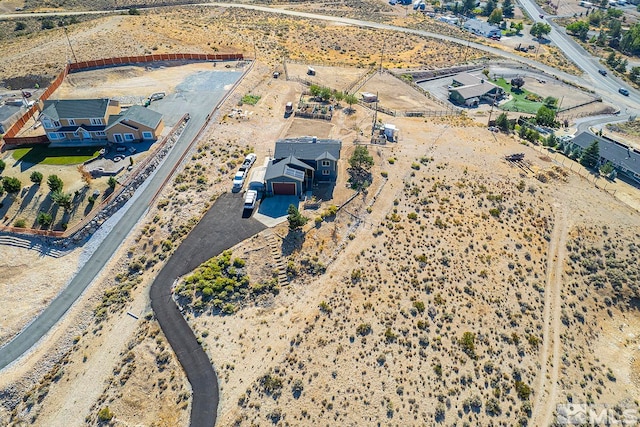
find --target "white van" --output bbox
[232,170,246,191]
[244,190,258,210]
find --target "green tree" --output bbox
[30,171,43,184]
[495,112,511,132]
[530,22,551,39]
[630,66,640,83]
[333,90,345,104]
[502,0,514,17]
[344,94,358,112]
[51,191,73,210]
[616,59,628,73]
[566,20,590,41]
[37,211,53,227]
[512,21,523,35]
[2,176,21,194]
[510,77,525,90]
[462,0,476,14]
[483,0,497,16]
[0,159,5,171]
[349,146,374,172]
[488,8,503,25]
[606,52,620,68]
[41,19,55,30]
[47,175,64,192]
[108,176,118,189]
[600,161,614,175]
[608,20,622,40]
[287,204,308,231]
[309,84,322,99]
[319,86,332,102]
[543,96,558,108]
[535,105,557,127]
[580,140,600,169]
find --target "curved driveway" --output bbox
[150,193,265,427]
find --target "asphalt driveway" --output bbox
[149,192,265,427]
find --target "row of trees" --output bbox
[566,7,640,57]
[308,85,359,110]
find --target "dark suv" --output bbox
[598,69,607,76]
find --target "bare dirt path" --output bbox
[532,204,569,425]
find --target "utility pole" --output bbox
[379,39,385,73]
[64,27,78,63]
[487,89,499,126]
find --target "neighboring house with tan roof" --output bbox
[39,98,164,144]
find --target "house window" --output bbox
[58,132,66,139]
[94,131,106,137]
[321,160,330,167]
[124,133,135,141]
[90,118,103,125]
[322,169,330,176]
[73,131,79,137]
[48,132,59,140]
[142,131,153,140]
[42,119,53,129]
[53,121,61,127]
[68,119,76,126]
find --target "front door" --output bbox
[114,134,123,143]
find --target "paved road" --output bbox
[519,0,639,107]
[0,69,243,370]
[149,193,265,427]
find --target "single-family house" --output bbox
[463,19,501,38]
[569,132,640,183]
[448,72,504,106]
[39,98,164,144]
[105,105,164,143]
[265,136,342,196]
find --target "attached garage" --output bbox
[272,182,296,195]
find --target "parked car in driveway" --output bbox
[619,87,630,96]
[232,170,246,192]
[239,153,257,171]
[243,190,258,210]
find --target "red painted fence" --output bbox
[1,53,243,146]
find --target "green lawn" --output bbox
[494,78,543,114]
[11,146,101,165]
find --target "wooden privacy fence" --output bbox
[1,53,243,146]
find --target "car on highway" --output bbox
[232,170,246,192]
[619,87,630,96]
[598,69,607,76]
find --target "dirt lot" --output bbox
[1,7,640,427]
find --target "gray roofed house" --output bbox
[41,99,112,121]
[274,136,342,161]
[106,105,163,131]
[39,98,164,145]
[265,136,342,197]
[463,19,501,38]
[448,73,504,106]
[569,131,640,182]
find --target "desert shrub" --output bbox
[459,331,477,358]
[515,380,532,400]
[30,171,43,184]
[14,219,26,228]
[240,94,261,105]
[37,212,53,227]
[356,323,372,336]
[97,406,114,422]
